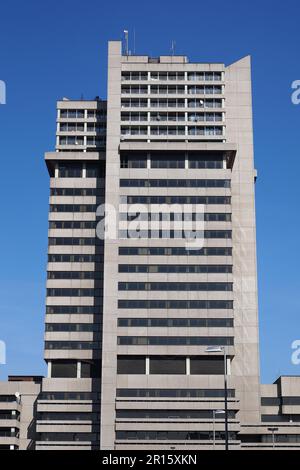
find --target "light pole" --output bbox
[205,346,229,450]
[213,409,225,450]
[268,427,278,449]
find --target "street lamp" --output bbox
[205,346,229,450]
[267,427,278,449]
[213,409,225,450]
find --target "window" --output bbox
[117,356,145,374]
[58,164,82,178]
[81,361,101,378]
[51,361,77,378]
[120,154,147,168]
[150,356,186,374]
[261,397,281,406]
[190,357,225,375]
[151,154,185,169]
[60,109,84,118]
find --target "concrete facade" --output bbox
[0,376,42,450]
[35,98,106,449]
[100,41,259,449]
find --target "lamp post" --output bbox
[213,409,225,450]
[267,427,278,449]
[205,346,229,450]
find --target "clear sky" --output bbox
[0,0,300,383]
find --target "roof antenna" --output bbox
[133,28,136,55]
[171,40,176,56]
[123,30,129,56]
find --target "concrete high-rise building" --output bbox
[0,376,42,450]
[1,40,300,451]
[35,98,107,450]
[101,41,259,450]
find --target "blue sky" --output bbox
[0,0,300,383]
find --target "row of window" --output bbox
[49,221,96,229]
[121,112,223,122]
[121,126,223,136]
[121,85,223,95]
[50,360,101,378]
[261,415,300,423]
[120,179,230,188]
[122,196,231,204]
[116,388,235,398]
[46,306,97,314]
[47,271,102,280]
[48,254,103,263]
[119,230,231,240]
[116,431,237,441]
[50,204,97,212]
[121,157,224,169]
[0,395,17,403]
[39,391,97,400]
[118,282,233,291]
[37,432,98,442]
[242,434,300,443]
[118,247,232,256]
[60,109,106,119]
[59,136,105,146]
[56,164,105,178]
[117,318,233,328]
[118,336,233,346]
[59,123,105,132]
[117,355,225,375]
[50,188,103,196]
[261,397,300,406]
[121,98,222,108]
[120,151,224,167]
[37,412,98,421]
[118,264,232,274]
[47,288,102,297]
[45,341,99,350]
[122,213,231,222]
[121,72,222,81]
[116,409,236,419]
[49,237,102,246]
[0,411,20,420]
[45,323,101,332]
[118,300,233,309]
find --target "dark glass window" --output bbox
[150,356,186,375]
[51,361,77,378]
[58,164,82,178]
[190,357,225,375]
[117,356,145,374]
[120,154,147,168]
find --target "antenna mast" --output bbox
[124,30,129,56]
